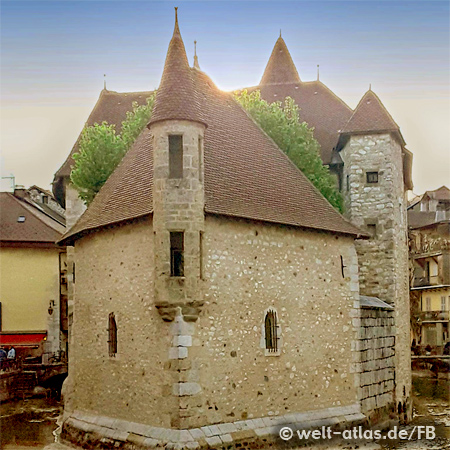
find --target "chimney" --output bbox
[14,185,27,199]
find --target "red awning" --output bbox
[0,333,47,347]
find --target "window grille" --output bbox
[366,171,379,184]
[108,312,117,357]
[264,310,278,352]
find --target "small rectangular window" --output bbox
[366,171,379,184]
[441,296,446,311]
[170,232,184,277]
[367,223,377,237]
[426,297,431,311]
[169,135,183,178]
[346,175,350,191]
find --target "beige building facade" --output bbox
[54,10,414,449]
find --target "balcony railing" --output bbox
[417,311,450,321]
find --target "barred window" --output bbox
[366,171,379,184]
[264,310,278,352]
[108,313,117,357]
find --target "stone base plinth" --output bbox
[61,404,366,449]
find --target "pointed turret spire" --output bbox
[341,90,402,139]
[260,35,301,85]
[193,40,200,70]
[174,7,179,31]
[149,8,205,126]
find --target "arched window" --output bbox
[108,313,117,357]
[264,309,278,352]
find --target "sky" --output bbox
[1,0,449,195]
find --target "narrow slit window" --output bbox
[340,255,346,278]
[198,136,203,183]
[169,135,183,178]
[366,171,379,184]
[199,231,203,280]
[108,312,117,357]
[346,175,350,191]
[170,232,184,277]
[264,310,278,352]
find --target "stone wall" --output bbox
[67,218,175,428]
[354,301,396,422]
[183,215,361,428]
[65,213,362,433]
[341,133,411,420]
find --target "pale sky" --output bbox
[1,1,449,195]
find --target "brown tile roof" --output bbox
[340,90,401,136]
[247,81,352,165]
[423,186,450,202]
[60,66,364,245]
[407,211,440,229]
[149,10,206,127]
[260,36,301,85]
[0,193,65,244]
[54,89,154,180]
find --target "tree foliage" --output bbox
[71,94,156,205]
[235,90,344,212]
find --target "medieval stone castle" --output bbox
[53,10,413,449]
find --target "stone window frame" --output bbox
[170,231,185,278]
[168,134,184,179]
[365,170,379,185]
[364,218,379,238]
[107,312,118,359]
[260,307,282,356]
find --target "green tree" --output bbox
[71,94,156,205]
[235,90,343,212]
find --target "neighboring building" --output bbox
[408,187,450,351]
[55,12,413,449]
[0,186,67,360]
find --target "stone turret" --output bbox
[148,8,206,324]
[337,89,412,421]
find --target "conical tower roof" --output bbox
[149,8,205,126]
[260,35,301,85]
[341,90,400,135]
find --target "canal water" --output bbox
[0,399,60,449]
[0,376,448,449]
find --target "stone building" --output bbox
[53,10,414,448]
